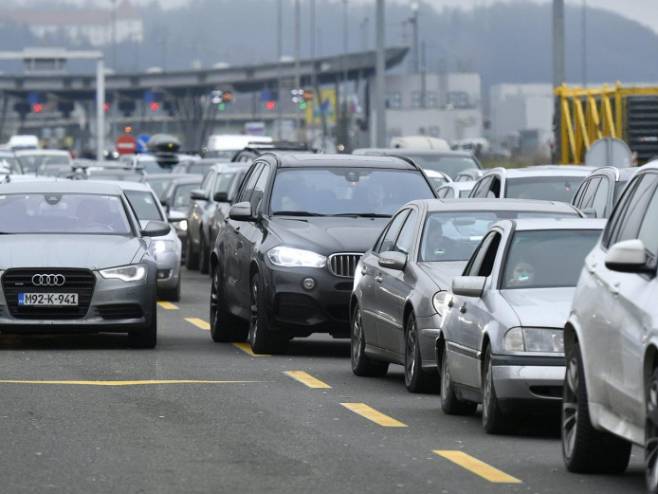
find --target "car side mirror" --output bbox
[229,201,255,222]
[213,191,229,202]
[581,207,597,218]
[167,210,187,222]
[141,220,171,237]
[190,189,209,201]
[378,251,407,271]
[451,276,486,298]
[605,239,651,273]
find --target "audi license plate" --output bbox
[18,293,78,306]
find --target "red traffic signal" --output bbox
[265,100,277,111]
[32,103,43,113]
[149,101,160,112]
[103,102,111,113]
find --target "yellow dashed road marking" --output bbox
[434,450,522,484]
[0,379,261,386]
[233,342,269,357]
[185,317,210,330]
[340,403,407,427]
[284,370,331,389]
[158,301,179,310]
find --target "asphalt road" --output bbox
[0,269,646,494]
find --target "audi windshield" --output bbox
[0,194,132,234]
[270,167,434,216]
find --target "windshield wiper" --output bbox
[331,213,390,218]
[272,211,327,217]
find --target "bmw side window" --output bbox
[378,210,410,253]
[237,163,264,204]
[613,175,657,244]
[489,177,501,198]
[603,176,641,248]
[637,185,658,260]
[572,179,589,207]
[394,209,418,255]
[250,164,272,213]
[472,177,491,198]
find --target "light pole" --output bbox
[410,2,420,74]
[294,0,302,140]
[360,17,370,52]
[276,0,283,139]
[111,0,117,70]
[375,0,386,147]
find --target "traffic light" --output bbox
[303,89,314,102]
[103,102,111,113]
[265,100,277,111]
[32,103,43,113]
[222,91,234,103]
[57,101,75,117]
[119,100,136,117]
[149,101,160,112]
[13,102,31,119]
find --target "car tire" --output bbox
[186,234,199,270]
[561,342,631,473]
[439,343,477,415]
[482,346,513,434]
[159,278,181,302]
[129,303,157,349]
[647,368,658,493]
[350,304,389,377]
[210,266,247,343]
[199,233,210,275]
[404,313,438,393]
[248,272,287,354]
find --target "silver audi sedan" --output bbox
[0,181,168,347]
[438,218,603,433]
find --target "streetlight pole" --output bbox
[361,17,370,52]
[375,0,386,147]
[111,0,117,70]
[96,56,105,160]
[276,0,283,139]
[410,3,420,74]
[294,0,302,140]
[553,0,565,89]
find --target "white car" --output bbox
[562,162,658,492]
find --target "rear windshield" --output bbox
[420,211,578,262]
[505,176,585,202]
[124,190,164,222]
[0,193,131,234]
[173,183,198,208]
[502,229,601,289]
[410,155,479,179]
[270,167,435,217]
[17,153,70,174]
[188,163,214,176]
[145,177,173,198]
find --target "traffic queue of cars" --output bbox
[1,139,657,491]
[188,148,658,493]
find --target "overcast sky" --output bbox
[24,0,658,34]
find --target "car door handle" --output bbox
[235,225,240,232]
[459,304,467,314]
[375,274,383,283]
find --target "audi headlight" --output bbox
[149,239,176,256]
[267,246,327,268]
[503,327,564,353]
[432,290,451,316]
[99,264,147,282]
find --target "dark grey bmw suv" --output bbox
[209,153,437,354]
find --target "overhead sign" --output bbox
[116,134,137,155]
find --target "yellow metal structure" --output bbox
[555,84,658,164]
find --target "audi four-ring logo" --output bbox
[31,274,66,287]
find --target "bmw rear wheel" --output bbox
[209,266,247,343]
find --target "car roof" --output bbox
[353,147,475,158]
[97,180,153,192]
[0,180,123,195]
[484,166,592,178]
[266,152,417,169]
[589,166,638,181]
[210,162,251,172]
[440,182,473,190]
[167,174,203,184]
[502,217,606,231]
[14,149,70,156]
[413,198,580,214]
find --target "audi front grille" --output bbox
[328,253,362,278]
[2,268,96,319]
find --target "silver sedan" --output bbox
[438,218,603,433]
